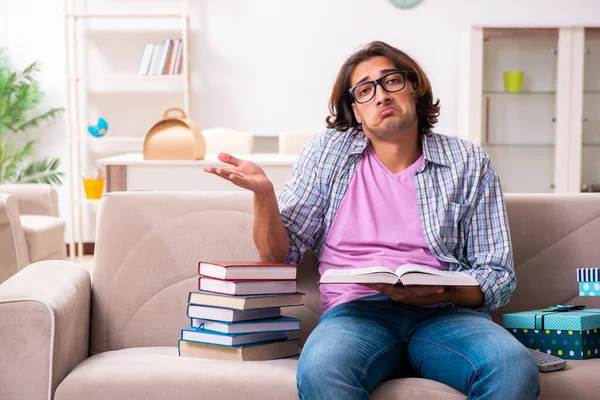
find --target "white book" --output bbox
[158,39,172,75]
[148,44,163,76]
[319,264,480,287]
[137,43,153,75]
[181,328,287,346]
[187,304,281,322]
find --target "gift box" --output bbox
[579,282,600,297]
[577,268,600,296]
[503,305,600,360]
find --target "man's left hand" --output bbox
[360,284,447,307]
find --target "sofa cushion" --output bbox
[54,347,472,400]
[20,214,65,263]
[55,347,299,400]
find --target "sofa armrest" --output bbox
[0,261,91,400]
[0,184,59,217]
[0,194,30,283]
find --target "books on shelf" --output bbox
[319,264,480,287]
[178,260,304,361]
[138,38,183,76]
[188,290,304,310]
[198,261,298,280]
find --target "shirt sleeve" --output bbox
[277,134,326,265]
[461,156,516,312]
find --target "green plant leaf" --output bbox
[15,107,64,132]
[0,54,63,186]
[16,157,64,185]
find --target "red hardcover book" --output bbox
[198,261,297,280]
[198,276,297,296]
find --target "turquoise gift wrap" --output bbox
[502,306,600,331]
[579,281,600,296]
[508,328,600,360]
[503,306,600,360]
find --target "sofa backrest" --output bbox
[90,191,258,354]
[91,191,600,353]
[491,193,600,322]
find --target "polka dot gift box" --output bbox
[577,268,600,296]
[502,305,600,360]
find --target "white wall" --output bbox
[1,0,600,242]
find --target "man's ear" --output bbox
[352,102,362,125]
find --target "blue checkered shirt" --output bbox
[277,128,516,312]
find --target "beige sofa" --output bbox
[1,191,599,400]
[0,184,66,284]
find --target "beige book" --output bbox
[178,338,300,361]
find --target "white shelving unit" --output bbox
[459,26,600,195]
[64,0,192,259]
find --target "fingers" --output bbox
[204,167,242,181]
[217,152,242,167]
[384,285,445,300]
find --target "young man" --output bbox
[204,41,540,399]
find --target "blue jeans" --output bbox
[297,294,540,399]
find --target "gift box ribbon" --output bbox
[534,304,600,330]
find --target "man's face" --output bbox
[350,56,417,141]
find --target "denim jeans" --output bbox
[297,294,540,400]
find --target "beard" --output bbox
[361,106,418,141]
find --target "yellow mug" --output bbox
[83,178,105,200]
[503,71,524,93]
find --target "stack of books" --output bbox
[178,261,304,361]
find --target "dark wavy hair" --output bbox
[326,41,440,137]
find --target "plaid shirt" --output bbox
[278,128,515,312]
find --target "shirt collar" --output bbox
[421,131,451,167]
[348,128,450,167]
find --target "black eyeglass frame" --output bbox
[348,70,407,104]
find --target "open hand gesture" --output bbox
[203,153,274,194]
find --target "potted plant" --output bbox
[0,52,64,184]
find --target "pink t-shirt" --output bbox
[318,144,448,313]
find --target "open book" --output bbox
[319,264,479,287]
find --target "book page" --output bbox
[322,266,396,276]
[394,264,450,277]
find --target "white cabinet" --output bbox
[459,26,599,194]
[580,28,600,192]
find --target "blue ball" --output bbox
[87,117,109,137]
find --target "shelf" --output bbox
[483,143,555,148]
[67,13,186,19]
[70,75,183,82]
[582,143,600,147]
[82,137,145,143]
[483,28,559,41]
[483,91,556,95]
[483,91,600,95]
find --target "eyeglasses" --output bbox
[348,71,407,104]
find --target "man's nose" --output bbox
[374,84,391,106]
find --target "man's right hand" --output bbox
[203,153,274,194]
